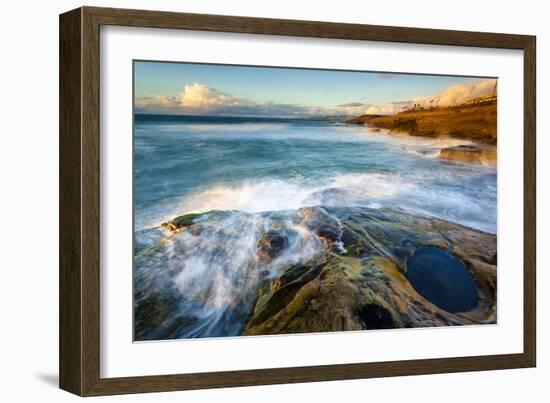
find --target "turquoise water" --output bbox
[134,114,497,233]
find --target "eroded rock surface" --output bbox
[439,144,496,164]
[345,101,497,144]
[134,206,497,340]
[244,207,496,335]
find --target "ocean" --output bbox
[134,114,496,233]
[133,114,497,339]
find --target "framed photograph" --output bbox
[59,6,536,396]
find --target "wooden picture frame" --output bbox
[59,6,536,396]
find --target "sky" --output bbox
[134,61,497,117]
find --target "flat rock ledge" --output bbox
[135,206,497,339]
[439,144,496,164]
[244,206,497,335]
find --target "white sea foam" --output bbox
[171,172,415,218]
[359,127,474,158]
[143,167,493,233]
[134,119,498,339]
[177,180,316,214]
[139,122,289,134]
[139,210,326,338]
[135,124,496,233]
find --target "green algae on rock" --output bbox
[244,206,496,335]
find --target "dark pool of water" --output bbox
[405,246,479,313]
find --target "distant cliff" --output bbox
[346,100,497,145]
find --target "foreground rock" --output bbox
[439,144,496,164]
[346,101,497,144]
[245,207,497,335]
[135,207,497,339]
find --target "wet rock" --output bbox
[161,212,204,235]
[317,224,341,242]
[257,230,289,261]
[138,206,497,339]
[356,303,396,329]
[172,213,200,226]
[244,206,497,335]
[249,263,326,328]
[134,289,183,341]
[160,210,229,235]
[439,144,496,164]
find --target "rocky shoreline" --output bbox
[134,206,497,340]
[346,101,497,164]
[439,144,497,164]
[244,207,496,335]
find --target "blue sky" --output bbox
[134,61,495,117]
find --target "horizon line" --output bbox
[133,112,353,119]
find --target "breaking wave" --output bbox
[133,115,498,340]
[134,208,328,339]
[142,168,495,234]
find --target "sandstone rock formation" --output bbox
[439,144,497,164]
[346,101,497,144]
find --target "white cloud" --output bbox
[135,78,498,117]
[331,79,497,116]
[388,78,497,113]
[178,83,253,110]
[437,78,497,106]
[334,103,401,116]
[134,95,179,111]
[136,83,315,117]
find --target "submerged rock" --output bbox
[439,144,496,164]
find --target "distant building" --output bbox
[464,95,497,105]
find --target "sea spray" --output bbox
[135,117,496,233]
[134,209,327,340]
[133,115,498,339]
[143,168,494,234]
